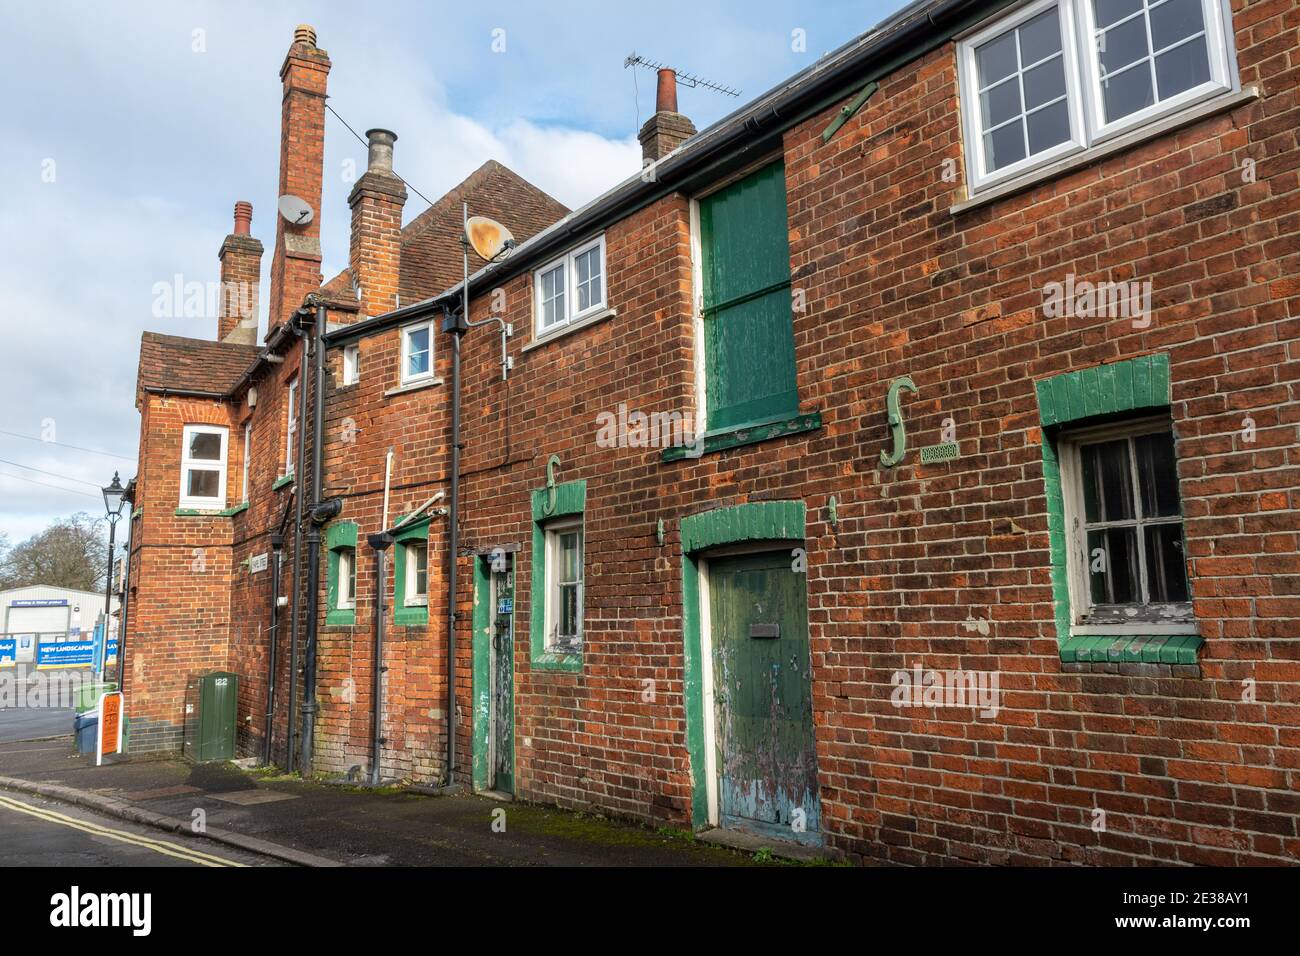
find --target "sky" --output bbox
[0,0,908,547]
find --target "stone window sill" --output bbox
[661,411,822,462]
[1059,632,1203,666]
[522,307,616,353]
[385,377,444,398]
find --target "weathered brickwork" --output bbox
[126,4,1298,866]
[306,0,1299,865]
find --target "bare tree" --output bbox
[0,513,108,591]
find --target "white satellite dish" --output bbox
[277,194,314,226]
[466,216,515,261]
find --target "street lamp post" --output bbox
[101,472,126,682]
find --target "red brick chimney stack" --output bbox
[267,24,330,336]
[217,200,262,345]
[348,128,407,319]
[639,68,696,164]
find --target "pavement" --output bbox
[0,788,282,867]
[0,737,775,867]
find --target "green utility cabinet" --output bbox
[183,671,238,762]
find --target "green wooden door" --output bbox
[709,551,820,845]
[490,561,514,794]
[699,162,797,432]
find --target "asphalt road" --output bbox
[0,789,281,867]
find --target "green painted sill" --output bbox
[1059,633,1204,665]
[131,506,143,520]
[325,608,356,627]
[394,604,427,627]
[272,474,294,490]
[662,411,822,462]
[175,503,247,518]
[532,649,583,673]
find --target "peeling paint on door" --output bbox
[709,551,820,846]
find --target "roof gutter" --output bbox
[329,0,985,345]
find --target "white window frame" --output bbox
[179,424,228,510]
[1059,416,1196,635]
[533,234,607,339]
[404,540,428,607]
[958,0,1237,193]
[241,420,251,503]
[543,517,584,652]
[400,320,435,386]
[337,548,356,611]
[1076,0,1236,142]
[285,375,298,476]
[342,344,360,385]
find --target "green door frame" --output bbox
[679,500,806,830]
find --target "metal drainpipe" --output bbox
[116,517,133,696]
[286,317,310,772]
[367,531,393,786]
[300,302,327,774]
[264,531,283,766]
[442,226,471,786]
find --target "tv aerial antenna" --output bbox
[623,52,741,98]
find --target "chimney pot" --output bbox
[656,68,678,114]
[294,24,317,47]
[233,201,252,236]
[365,128,397,172]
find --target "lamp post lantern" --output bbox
[101,472,126,680]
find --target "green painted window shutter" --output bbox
[700,162,797,432]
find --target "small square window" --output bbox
[1061,418,1193,631]
[544,518,583,651]
[337,548,356,610]
[405,541,428,606]
[342,344,360,385]
[400,321,434,385]
[533,235,607,339]
[179,424,228,510]
[285,375,298,476]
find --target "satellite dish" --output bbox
[277,194,314,226]
[466,216,515,261]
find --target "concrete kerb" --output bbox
[0,774,344,868]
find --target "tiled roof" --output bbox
[322,160,568,307]
[137,332,261,400]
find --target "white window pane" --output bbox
[981,77,1022,128]
[1150,0,1204,50]
[1023,56,1067,110]
[1094,0,1143,28]
[1101,61,1155,121]
[187,468,220,499]
[189,431,222,460]
[1099,16,1151,75]
[1027,99,1072,153]
[1155,34,1210,98]
[976,29,1018,86]
[406,327,430,377]
[1018,7,1063,64]
[984,118,1027,170]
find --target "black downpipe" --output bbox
[264,529,284,766]
[367,531,393,785]
[444,312,463,784]
[300,302,327,774]
[287,318,310,772]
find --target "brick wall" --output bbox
[308,0,1298,864]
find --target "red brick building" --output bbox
[128,0,1299,865]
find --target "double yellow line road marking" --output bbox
[0,792,245,867]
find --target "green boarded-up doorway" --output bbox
[473,552,515,795]
[704,549,820,846]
